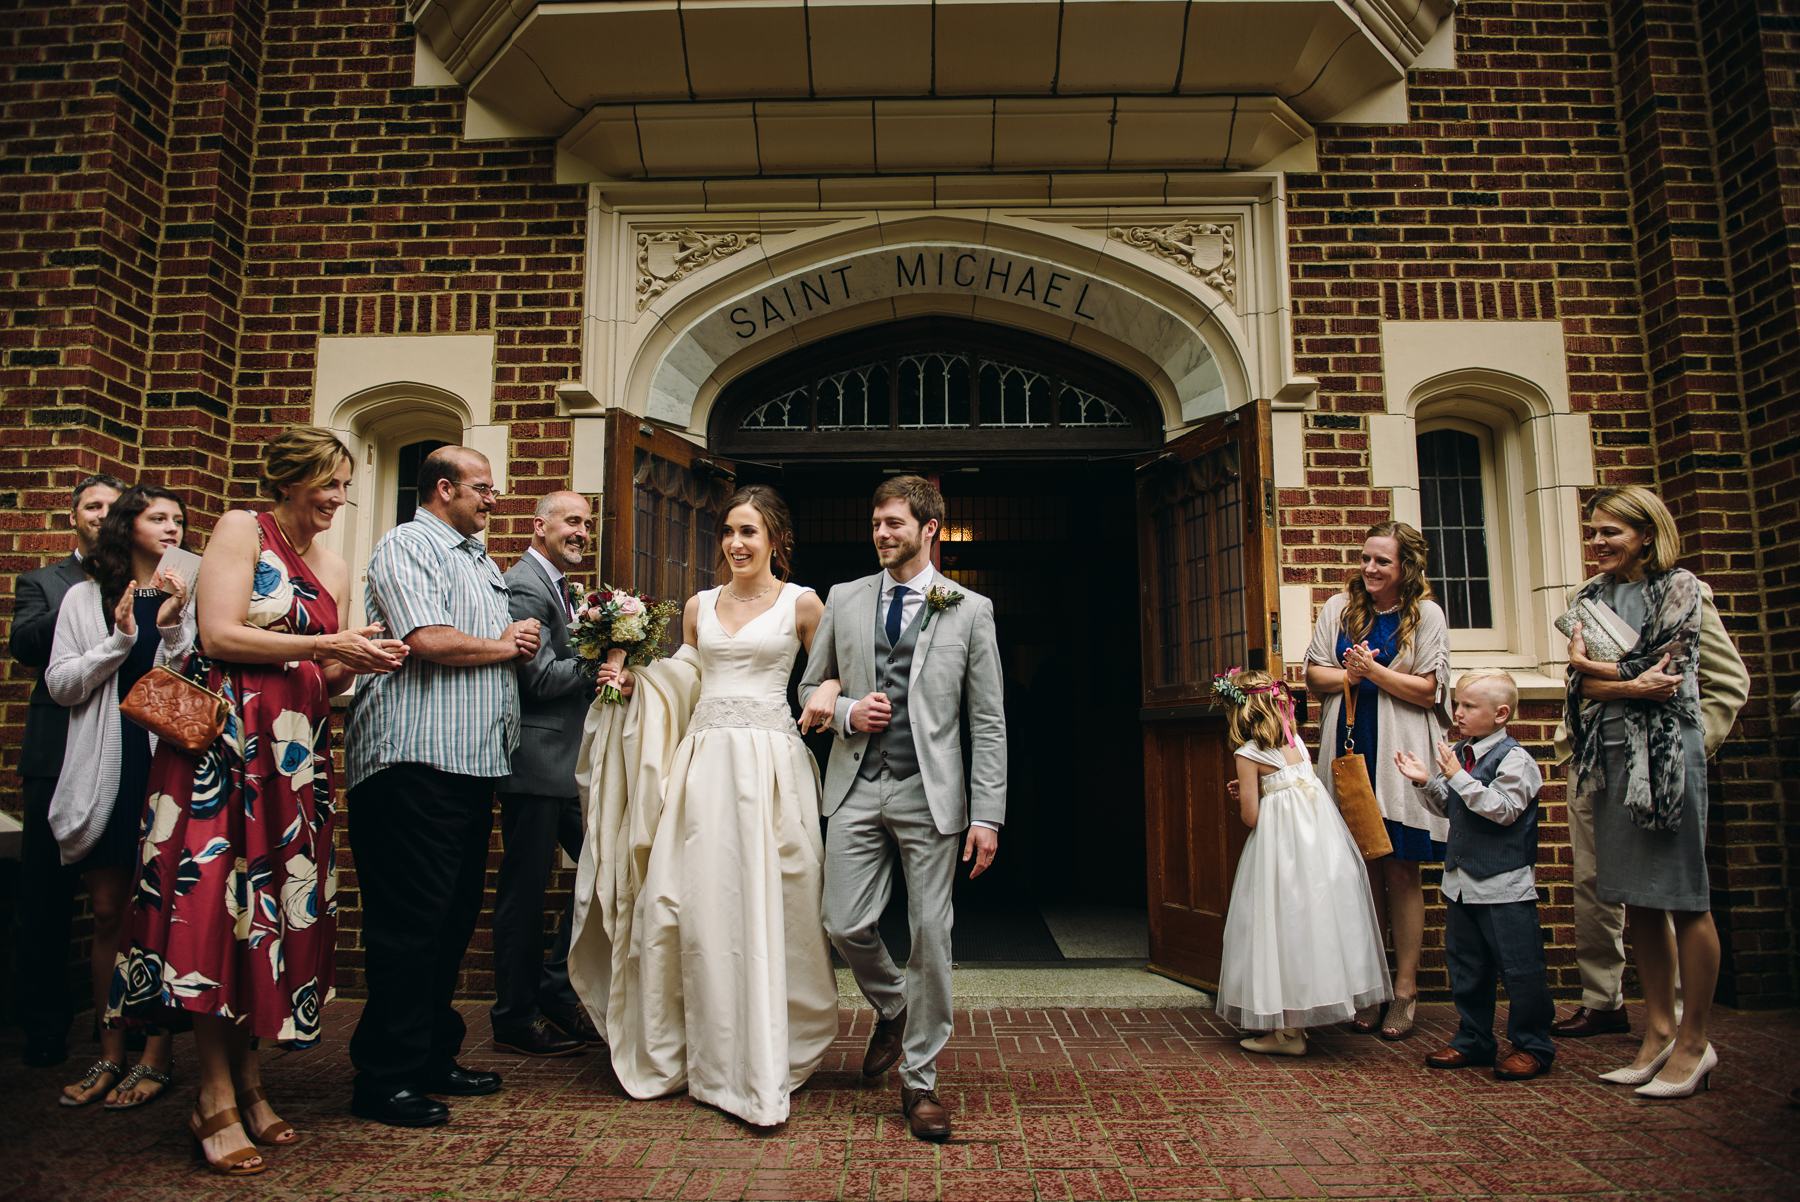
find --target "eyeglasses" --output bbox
[452,481,505,501]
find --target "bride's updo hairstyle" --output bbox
[717,484,796,583]
[1342,519,1434,655]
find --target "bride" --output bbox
[570,484,840,1126]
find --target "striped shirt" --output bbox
[344,508,521,789]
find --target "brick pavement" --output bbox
[2,1001,1797,1201]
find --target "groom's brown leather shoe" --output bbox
[862,1008,906,1078]
[901,1086,952,1140]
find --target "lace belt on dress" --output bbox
[689,696,798,735]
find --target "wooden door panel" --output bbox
[1138,400,1279,990]
[599,410,735,618]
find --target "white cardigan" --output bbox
[46,579,195,866]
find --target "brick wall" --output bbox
[1285,0,1794,1004]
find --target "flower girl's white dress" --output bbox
[1214,742,1392,1030]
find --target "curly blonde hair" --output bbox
[1224,669,1289,752]
[1342,520,1434,656]
[263,425,353,500]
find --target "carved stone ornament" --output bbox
[1108,221,1236,309]
[636,229,761,309]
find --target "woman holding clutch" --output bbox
[1564,486,1718,1098]
[1304,521,1451,1041]
[108,428,408,1174]
[45,486,193,1111]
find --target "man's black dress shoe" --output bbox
[418,1065,503,1097]
[22,1036,68,1068]
[494,1016,585,1058]
[1551,1005,1630,1038]
[541,1001,606,1047]
[351,1088,450,1128]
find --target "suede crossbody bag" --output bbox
[1331,681,1394,860]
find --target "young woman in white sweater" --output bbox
[46,485,193,1110]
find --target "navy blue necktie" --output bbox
[886,585,908,645]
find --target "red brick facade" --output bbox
[3,0,1795,1013]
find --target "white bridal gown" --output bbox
[1214,743,1392,1030]
[567,583,838,1126]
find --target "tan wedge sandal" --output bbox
[189,1106,266,1177]
[237,1085,298,1145]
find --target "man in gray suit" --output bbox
[491,491,604,1059]
[800,474,1006,1141]
[8,473,124,1067]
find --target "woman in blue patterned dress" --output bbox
[1305,521,1452,1041]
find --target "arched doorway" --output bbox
[715,318,1162,962]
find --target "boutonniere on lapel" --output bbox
[920,582,965,631]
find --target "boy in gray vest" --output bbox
[1396,669,1552,1081]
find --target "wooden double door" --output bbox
[592,402,1282,987]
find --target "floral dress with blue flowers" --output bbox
[109,512,338,1042]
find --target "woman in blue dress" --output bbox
[1305,521,1452,1041]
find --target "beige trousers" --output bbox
[1569,786,1683,1011]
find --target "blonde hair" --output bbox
[1343,520,1435,655]
[264,425,352,500]
[1455,669,1518,716]
[1224,669,1289,751]
[1585,485,1681,574]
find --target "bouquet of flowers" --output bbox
[568,584,680,704]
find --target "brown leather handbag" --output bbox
[1330,682,1395,860]
[121,662,229,756]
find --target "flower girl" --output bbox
[1214,669,1392,1055]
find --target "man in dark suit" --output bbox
[490,491,605,1058]
[8,473,125,1067]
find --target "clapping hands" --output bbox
[329,623,410,675]
[1342,640,1383,684]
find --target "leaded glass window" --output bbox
[1418,427,1493,629]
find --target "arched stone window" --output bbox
[709,318,1161,461]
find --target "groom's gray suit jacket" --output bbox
[499,553,592,797]
[800,571,1007,834]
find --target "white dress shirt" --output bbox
[526,546,573,618]
[1414,727,1541,903]
[833,561,999,833]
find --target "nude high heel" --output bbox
[1634,1043,1717,1099]
[1598,1039,1675,1085]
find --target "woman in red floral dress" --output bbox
[110,428,410,1175]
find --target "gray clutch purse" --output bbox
[1555,596,1639,662]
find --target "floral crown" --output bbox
[1211,667,1285,707]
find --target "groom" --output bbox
[800,474,1007,1141]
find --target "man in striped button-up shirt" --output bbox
[345,446,542,1129]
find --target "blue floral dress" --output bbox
[1336,611,1446,862]
[109,513,338,1041]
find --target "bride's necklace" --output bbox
[727,580,774,603]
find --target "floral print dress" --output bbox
[109,513,339,1042]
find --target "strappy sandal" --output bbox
[1350,1002,1389,1035]
[59,1059,125,1108]
[1381,994,1418,1041]
[102,1062,173,1111]
[189,1106,266,1177]
[237,1085,298,1145]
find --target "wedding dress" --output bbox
[566,582,837,1125]
[1214,742,1392,1030]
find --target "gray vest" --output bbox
[1444,734,1539,879]
[860,596,924,781]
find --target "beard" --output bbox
[876,531,923,568]
[557,539,586,567]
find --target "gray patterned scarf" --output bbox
[1565,568,1703,832]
